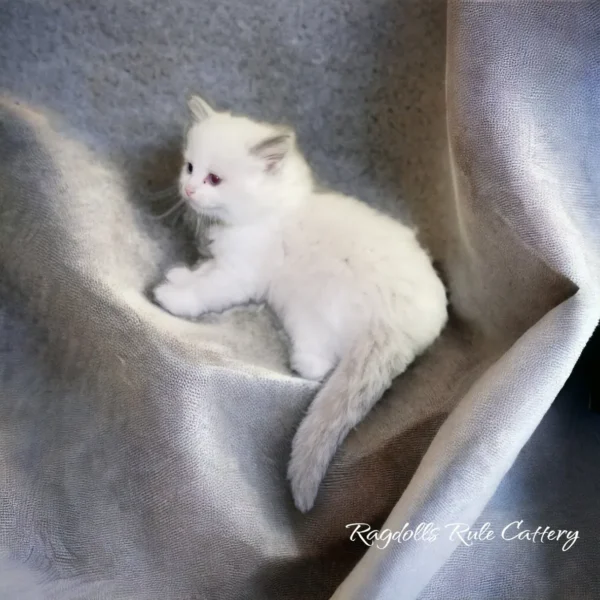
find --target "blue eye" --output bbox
[186,162,193,174]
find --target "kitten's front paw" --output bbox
[153,282,201,318]
[165,265,195,285]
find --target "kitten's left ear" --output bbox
[250,128,295,172]
[188,95,215,122]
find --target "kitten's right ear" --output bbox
[250,128,295,173]
[187,95,215,122]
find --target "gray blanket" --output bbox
[1,1,599,598]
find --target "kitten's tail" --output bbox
[288,325,413,513]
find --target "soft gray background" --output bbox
[0,1,599,598]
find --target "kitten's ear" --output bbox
[250,128,295,172]
[187,95,215,122]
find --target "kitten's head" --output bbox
[180,95,308,224]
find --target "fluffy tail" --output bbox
[288,327,410,512]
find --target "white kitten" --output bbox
[154,95,448,512]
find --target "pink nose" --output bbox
[184,185,195,197]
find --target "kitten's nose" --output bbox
[184,185,195,197]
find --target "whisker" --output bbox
[174,211,184,228]
[147,194,180,205]
[144,186,181,202]
[151,198,186,220]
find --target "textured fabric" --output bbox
[0,1,599,599]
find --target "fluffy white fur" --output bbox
[154,95,448,512]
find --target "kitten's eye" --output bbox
[186,162,193,174]
[206,173,222,186]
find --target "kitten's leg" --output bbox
[164,264,196,285]
[154,261,254,318]
[290,333,336,382]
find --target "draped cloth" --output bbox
[0,1,598,598]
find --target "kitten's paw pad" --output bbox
[287,442,322,513]
[165,265,194,285]
[291,353,332,382]
[153,283,200,318]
